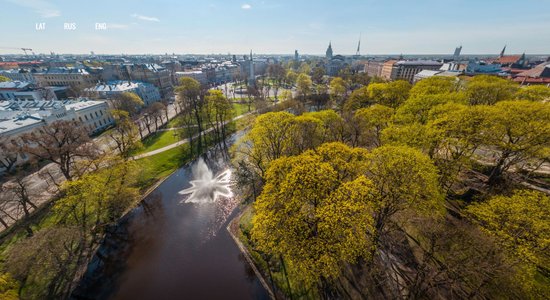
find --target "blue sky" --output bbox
[2,0,550,55]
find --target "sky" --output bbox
[1,0,550,55]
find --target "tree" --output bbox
[252,147,376,289]
[289,115,324,154]
[22,120,97,181]
[311,66,326,84]
[108,110,142,159]
[303,110,349,144]
[367,80,411,108]
[175,77,205,152]
[480,100,550,184]
[296,73,313,101]
[329,77,347,107]
[409,76,460,97]
[147,102,166,131]
[343,86,371,112]
[465,75,519,105]
[235,112,295,178]
[286,70,298,86]
[515,85,550,102]
[6,226,81,299]
[365,146,443,234]
[467,190,550,297]
[0,137,20,173]
[354,104,394,147]
[205,90,234,143]
[0,75,10,82]
[111,92,144,117]
[395,92,467,124]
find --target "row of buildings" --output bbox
[362,47,550,84]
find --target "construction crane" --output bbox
[0,47,34,56]
[21,48,32,56]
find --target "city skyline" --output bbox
[2,0,550,55]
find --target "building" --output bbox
[0,81,64,101]
[512,62,550,85]
[381,60,443,82]
[0,99,113,172]
[34,67,100,87]
[102,64,173,98]
[175,70,208,85]
[86,81,161,105]
[0,69,37,83]
[364,60,385,77]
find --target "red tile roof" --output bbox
[495,55,522,64]
[516,62,550,78]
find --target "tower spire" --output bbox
[356,33,361,56]
[500,45,506,58]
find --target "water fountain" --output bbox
[179,158,233,203]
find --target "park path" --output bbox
[131,112,252,159]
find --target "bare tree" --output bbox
[108,110,142,159]
[0,136,20,174]
[22,120,98,181]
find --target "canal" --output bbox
[71,144,269,300]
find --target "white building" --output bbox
[0,99,113,172]
[175,71,208,85]
[86,81,161,105]
[0,69,37,83]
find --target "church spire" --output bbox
[326,41,333,60]
[500,45,506,58]
[356,33,361,56]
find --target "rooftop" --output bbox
[0,81,33,90]
[0,113,44,135]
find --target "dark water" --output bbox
[72,146,269,300]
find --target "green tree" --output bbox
[409,76,461,97]
[109,110,142,159]
[235,112,295,178]
[329,77,347,107]
[395,91,467,124]
[465,75,519,105]
[367,80,411,108]
[467,190,550,297]
[515,85,550,102]
[365,146,444,234]
[480,100,550,184]
[311,66,326,84]
[175,77,205,152]
[112,92,144,116]
[0,76,10,82]
[354,104,394,147]
[296,73,313,101]
[205,90,234,143]
[343,86,371,112]
[252,146,376,288]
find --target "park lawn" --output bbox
[233,103,254,116]
[167,103,252,128]
[132,129,189,155]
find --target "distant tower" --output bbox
[326,41,333,60]
[500,45,506,58]
[355,34,361,56]
[294,50,299,61]
[453,45,462,61]
[248,50,255,86]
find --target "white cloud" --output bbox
[241,4,252,10]
[131,13,160,22]
[7,0,60,18]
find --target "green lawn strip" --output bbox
[132,129,189,155]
